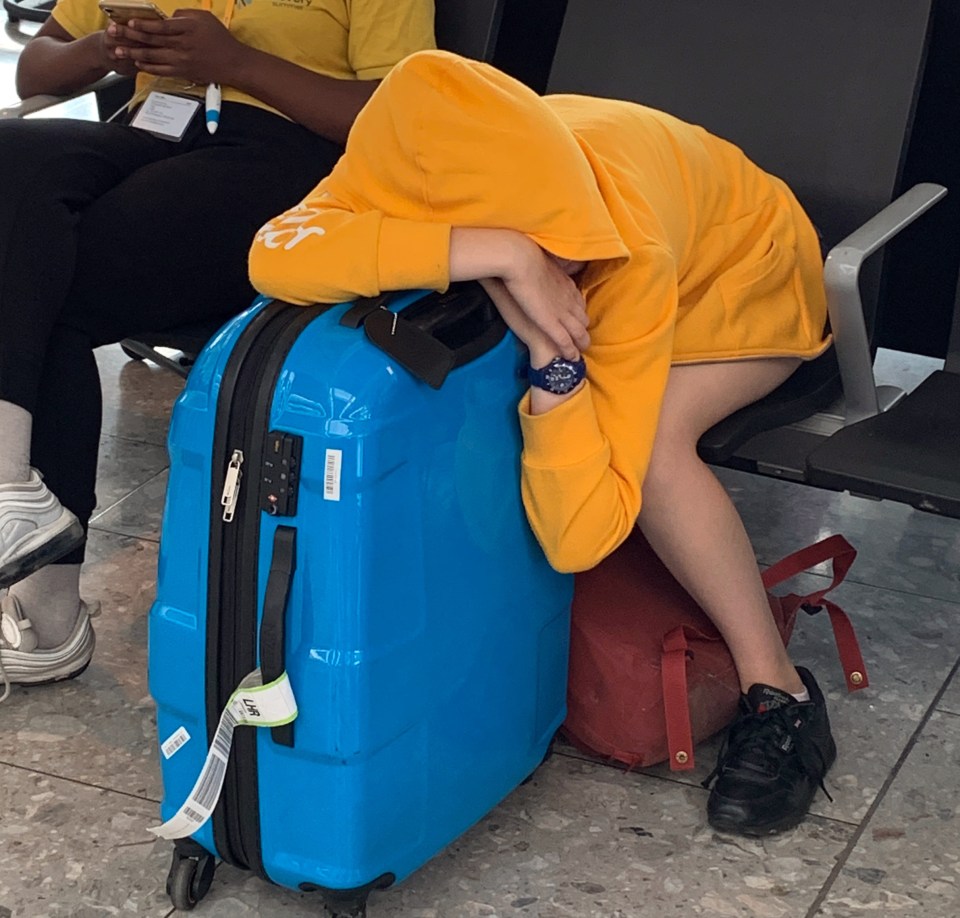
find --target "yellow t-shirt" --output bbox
[249,51,830,574]
[52,0,436,115]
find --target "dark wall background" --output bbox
[491,0,567,93]
[877,0,960,358]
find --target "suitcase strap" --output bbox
[341,283,508,389]
[259,525,298,747]
[660,534,865,771]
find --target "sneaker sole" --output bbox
[12,657,92,689]
[0,516,85,588]
[708,807,810,837]
[3,623,95,686]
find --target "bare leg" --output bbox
[637,357,803,694]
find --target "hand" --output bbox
[479,278,575,369]
[448,227,590,360]
[498,239,590,361]
[113,10,245,84]
[98,23,144,77]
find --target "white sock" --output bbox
[791,687,811,703]
[9,564,82,649]
[0,401,32,483]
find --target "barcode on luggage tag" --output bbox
[194,755,228,812]
[182,805,206,826]
[160,726,191,760]
[213,709,237,760]
[324,449,342,501]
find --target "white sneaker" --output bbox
[0,594,99,702]
[0,470,84,588]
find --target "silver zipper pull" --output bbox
[221,449,244,522]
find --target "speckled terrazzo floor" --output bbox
[1,337,958,918]
[4,48,960,913]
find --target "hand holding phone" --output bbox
[98,0,167,24]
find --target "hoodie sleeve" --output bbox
[517,244,678,573]
[249,183,452,305]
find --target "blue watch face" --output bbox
[544,361,580,390]
[530,356,586,394]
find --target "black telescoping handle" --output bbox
[340,282,508,389]
[259,525,297,747]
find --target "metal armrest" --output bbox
[823,182,947,424]
[0,73,123,119]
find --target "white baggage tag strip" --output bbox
[148,668,297,840]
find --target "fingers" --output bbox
[107,20,182,47]
[542,316,587,361]
[530,278,591,358]
[483,277,589,360]
[120,46,177,65]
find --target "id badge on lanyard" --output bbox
[128,0,236,140]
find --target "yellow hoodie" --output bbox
[249,50,829,573]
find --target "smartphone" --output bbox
[98,0,167,23]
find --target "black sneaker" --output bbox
[703,667,836,836]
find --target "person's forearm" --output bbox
[451,229,586,415]
[224,46,378,144]
[449,226,538,283]
[17,30,110,99]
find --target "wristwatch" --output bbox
[527,355,587,394]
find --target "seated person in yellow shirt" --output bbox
[0,1,434,700]
[247,50,837,838]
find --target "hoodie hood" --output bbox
[332,50,630,266]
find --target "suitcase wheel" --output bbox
[166,846,217,911]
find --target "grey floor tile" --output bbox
[0,529,162,801]
[717,466,960,605]
[186,755,854,917]
[0,763,172,918]
[93,435,169,518]
[816,711,960,916]
[559,573,960,826]
[937,669,960,717]
[91,469,168,543]
[97,345,184,449]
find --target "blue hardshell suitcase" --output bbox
[148,284,573,914]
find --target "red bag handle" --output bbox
[660,535,867,772]
[661,625,707,772]
[761,533,857,593]
[761,534,868,694]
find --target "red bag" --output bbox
[563,532,868,772]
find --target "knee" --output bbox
[643,427,703,499]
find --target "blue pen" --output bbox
[205,83,221,134]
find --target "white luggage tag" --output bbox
[148,667,297,840]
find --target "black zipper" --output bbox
[206,300,325,874]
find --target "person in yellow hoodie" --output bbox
[249,50,836,837]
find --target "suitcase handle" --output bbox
[259,525,297,747]
[340,282,508,389]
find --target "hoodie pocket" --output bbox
[717,238,786,305]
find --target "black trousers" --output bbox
[0,103,341,563]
